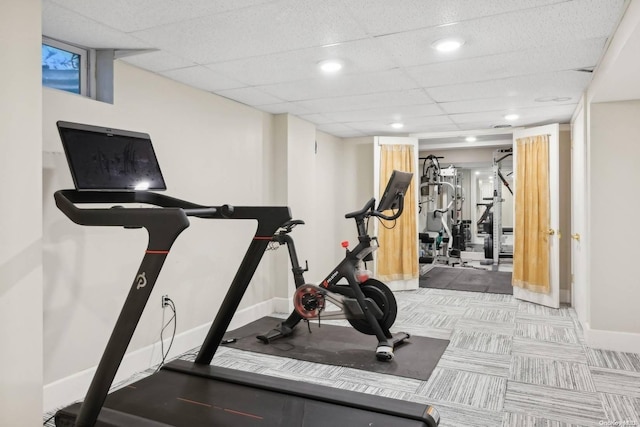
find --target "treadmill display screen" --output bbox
[57,121,167,191]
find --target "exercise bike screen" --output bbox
[58,121,167,191]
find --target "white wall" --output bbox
[589,100,640,336]
[43,61,282,393]
[0,1,43,425]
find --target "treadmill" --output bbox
[52,121,440,427]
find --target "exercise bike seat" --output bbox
[280,219,305,233]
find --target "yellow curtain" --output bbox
[377,145,418,281]
[513,135,550,293]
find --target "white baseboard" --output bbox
[272,296,291,314]
[43,298,278,413]
[584,322,640,354]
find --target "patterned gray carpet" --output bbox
[44,288,640,427]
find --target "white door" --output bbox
[373,136,419,291]
[512,124,561,308]
[571,105,588,322]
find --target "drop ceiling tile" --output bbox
[440,95,578,115]
[426,70,593,103]
[449,104,577,126]
[406,38,607,89]
[259,69,418,102]
[298,114,335,125]
[216,87,285,106]
[375,0,625,68]
[131,0,367,64]
[120,51,196,72]
[204,38,397,86]
[160,66,246,92]
[257,102,313,115]
[47,0,276,32]
[316,123,367,138]
[346,115,457,135]
[42,2,150,49]
[323,103,443,123]
[294,89,434,114]
[342,0,567,36]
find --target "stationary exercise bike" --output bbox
[258,171,413,361]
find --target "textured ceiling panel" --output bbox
[43,2,150,49]
[346,115,457,134]
[41,0,627,137]
[294,89,435,114]
[160,66,246,92]
[440,95,577,115]
[342,0,567,36]
[426,70,593,103]
[256,102,313,115]
[204,38,397,86]
[130,0,367,64]
[374,0,625,68]
[323,103,443,124]
[216,87,285,106]
[316,123,367,137]
[449,104,578,127]
[406,37,607,89]
[48,0,277,32]
[259,69,418,102]
[121,51,196,73]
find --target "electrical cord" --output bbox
[156,298,177,372]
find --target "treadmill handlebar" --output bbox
[54,190,285,230]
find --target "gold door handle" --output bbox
[571,233,581,241]
[547,229,555,235]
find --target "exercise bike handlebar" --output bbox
[344,193,407,223]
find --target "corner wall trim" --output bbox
[584,322,640,354]
[43,298,277,413]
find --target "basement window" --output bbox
[42,37,88,96]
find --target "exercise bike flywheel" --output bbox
[293,285,326,319]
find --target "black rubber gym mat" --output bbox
[221,316,449,381]
[419,266,513,295]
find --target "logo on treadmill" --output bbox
[136,272,147,289]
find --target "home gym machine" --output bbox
[418,155,469,266]
[478,148,514,270]
[53,121,440,427]
[257,171,413,361]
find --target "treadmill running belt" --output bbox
[56,360,438,427]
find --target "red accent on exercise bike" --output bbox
[146,250,169,254]
[341,240,349,248]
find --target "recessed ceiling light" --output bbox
[465,136,477,142]
[318,60,343,73]
[390,122,404,129]
[432,38,464,52]
[535,96,572,103]
[504,114,519,121]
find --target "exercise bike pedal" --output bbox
[376,345,394,361]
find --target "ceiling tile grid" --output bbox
[41,0,628,138]
[293,89,436,115]
[426,70,594,103]
[48,0,279,33]
[404,37,607,89]
[128,0,368,65]
[121,50,196,73]
[159,65,247,92]
[203,38,398,87]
